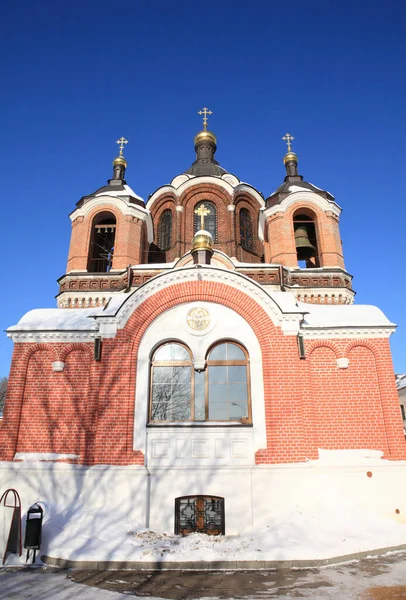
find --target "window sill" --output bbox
[147,421,252,428]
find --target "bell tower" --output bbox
[58,138,153,308]
[262,134,353,304]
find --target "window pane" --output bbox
[153,366,171,383]
[154,345,172,361]
[172,345,190,361]
[209,366,227,383]
[209,402,229,420]
[151,383,171,420]
[172,385,191,420]
[229,401,248,419]
[172,366,191,385]
[208,344,227,360]
[227,344,245,360]
[209,384,225,403]
[154,344,189,361]
[151,365,191,421]
[228,365,247,383]
[228,383,248,403]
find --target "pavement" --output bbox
[1,551,406,599]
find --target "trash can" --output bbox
[24,504,43,563]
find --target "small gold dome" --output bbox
[283,151,298,165]
[194,130,217,146]
[113,155,128,168]
[192,229,214,252]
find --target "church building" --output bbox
[1,111,405,538]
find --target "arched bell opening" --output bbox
[293,211,320,268]
[87,211,117,273]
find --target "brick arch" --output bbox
[306,339,341,359]
[59,343,93,362]
[115,280,282,463]
[344,339,382,360]
[21,343,58,364]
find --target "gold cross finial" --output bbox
[194,203,211,230]
[198,107,213,130]
[116,137,128,157]
[282,133,294,152]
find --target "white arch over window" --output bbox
[134,301,266,455]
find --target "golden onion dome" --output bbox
[283,151,298,165]
[192,229,214,252]
[194,129,217,146]
[113,155,128,168]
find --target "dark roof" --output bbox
[266,178,334,208]
[185,158,228,177]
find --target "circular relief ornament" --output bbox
[186,307,211,331]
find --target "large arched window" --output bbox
[193,201,217,242]
[149,341,251,423]
[239,208,253,251]
[87,211,116,273]
[150,343,193,422]
[158,209,172,251]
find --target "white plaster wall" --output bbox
[134,301,267,463]
[3,462,406,538]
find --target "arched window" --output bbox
[150,343,193,422]
[158,209,172,251]
[87,211,116,273]
[149,341,251,423]
[293,212,320,268]
[193,201,217,242]
[239,208,253,251]
[206,342,250,421]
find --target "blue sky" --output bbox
[0,0,405,375]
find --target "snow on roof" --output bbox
[396,374,406,390]
[300,303,395,329]
[288,185,312,193]
[7,308,102,331]
[95,184,144,204]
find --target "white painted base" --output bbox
[2,461,406,537]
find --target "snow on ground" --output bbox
[4,498,403,565]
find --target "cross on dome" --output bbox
[198,107,213,131]
[116,136,128,157]
[282,133,294,152]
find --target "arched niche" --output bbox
[293,208,320,268]
[87,211,117,273]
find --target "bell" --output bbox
[294,225,317,260]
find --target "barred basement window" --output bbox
[175,496,225,535]
[240,208,253,251]
[193,201,217,242]
[158,209,172,251]
[149,341,251,423]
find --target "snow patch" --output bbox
[14,453,79,462]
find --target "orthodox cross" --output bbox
[195,204,211,230]
[198,107,213,130]
[116,136,129,157]
[282,133,294,152]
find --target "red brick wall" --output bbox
[1,282,404,465]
